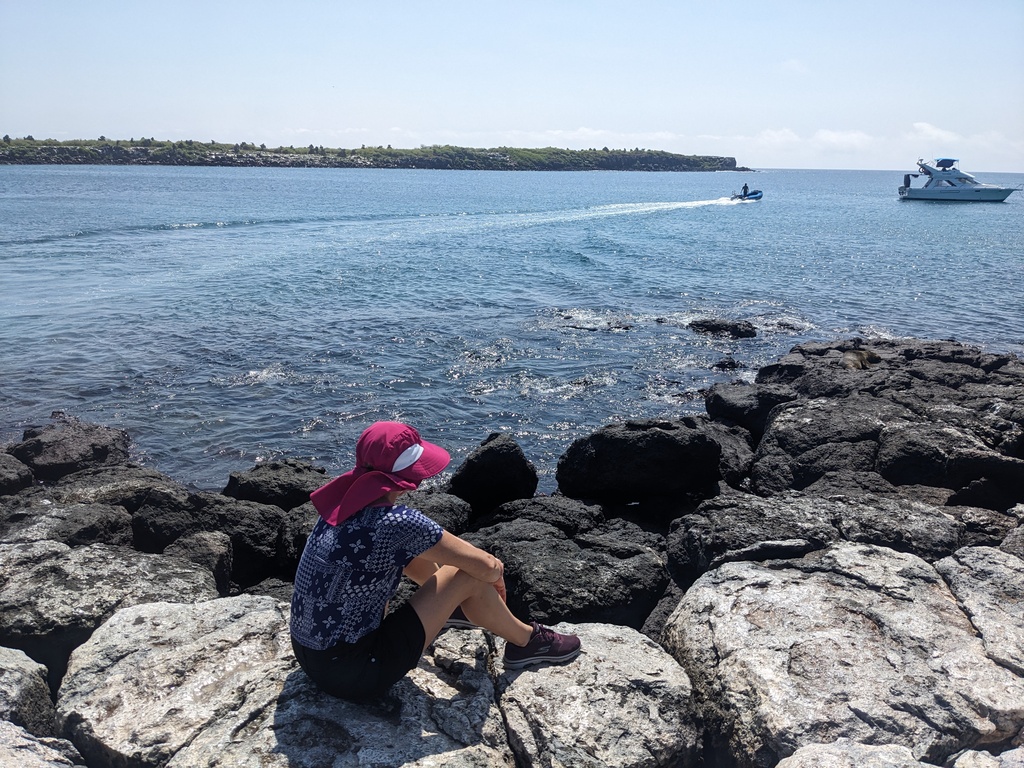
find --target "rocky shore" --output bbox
[2,337,1023,767]
[0,142,744,172]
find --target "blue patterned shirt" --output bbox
[289,503,444,649]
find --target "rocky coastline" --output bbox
[0,142,746,172]
[2,337,1023,767]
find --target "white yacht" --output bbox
[898,158,1016,202]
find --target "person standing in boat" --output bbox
[741,183,749,198]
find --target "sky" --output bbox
[2,1,1023,171]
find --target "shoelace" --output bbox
[532,624,555,644]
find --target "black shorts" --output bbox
[291,601,426,702]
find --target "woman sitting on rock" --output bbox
[289,421,581,702]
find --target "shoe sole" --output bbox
[442,619,476,630]
[502,647,581,670]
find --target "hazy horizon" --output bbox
[2,1,1022,172]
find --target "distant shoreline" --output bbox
[0,138,749,172]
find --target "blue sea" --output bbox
[2,165,1022,492]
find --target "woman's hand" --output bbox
[419,531,509,586]
[492,574,507,603]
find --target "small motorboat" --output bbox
[731,189,763,201]
[898,158,1016,202]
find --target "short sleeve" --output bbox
[380,505,444,567]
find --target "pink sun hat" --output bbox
[310,421,450,526]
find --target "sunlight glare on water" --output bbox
[1,165,1022,490]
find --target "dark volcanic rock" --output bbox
[466,518,667,629]
[0,499,133,548]
[133,491,287,588]
[0,453,33,496]
[693,415,755,489]
[164,530,233,595]
[704,382,799,442]
[42,464,195,533]
[556,419,721,505]
[275,500,318,580]
[668,490,968,588]
[222,458,326,511]
[447,433,539,516]
[668,492,840,585]
[402,490,472,534]
[193,494,287,588]
[688,318,757,338]
[7,416,130,482]
[478,495,604,537]
[745,339,1024,512]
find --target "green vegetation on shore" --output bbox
[0,135,744,172]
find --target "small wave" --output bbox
[212,363,307,388]
[538,307,639,333]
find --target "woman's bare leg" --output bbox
[409,565,532,652]
[403,555,440,586]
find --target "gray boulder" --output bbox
[0,540,217,693]
[663,542,1024,767]
[6,416,130,482]
[447,432,539,516]
[935,546,1024,676]
[222,457,326,510]
[775,738,931,767]
[1001,510,1024,559]
[0,721,84,767]
[55,594,697,767]
[950,747,1024,767]
[0,646,56,738]
[497,622,701,767]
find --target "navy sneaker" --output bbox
[443,606,475,630]
[503,622,582,670]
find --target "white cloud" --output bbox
[753,128,802,147]
[810,129,876,152]
[906,122,961,143]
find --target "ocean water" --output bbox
[2,165,1022,492]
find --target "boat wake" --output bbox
[490,199,741,228]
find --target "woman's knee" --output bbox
[445,566,491,599]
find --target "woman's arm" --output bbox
[404,556,440,586]
[417,530,504,585]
